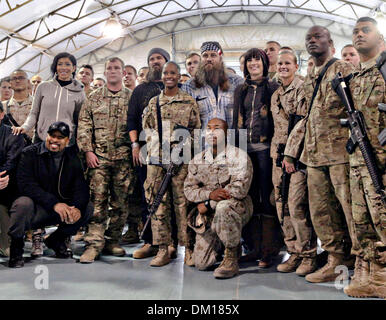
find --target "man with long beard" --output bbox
[181,41,243,130]
[127,48,179,260]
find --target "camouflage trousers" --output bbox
[307,164,360,256]
[193,197,253,271]
[350,166,386,264]
[272,165,317,258]
[144,165,189,247]
[84,157,136,251]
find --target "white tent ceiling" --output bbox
[0,0,385,79]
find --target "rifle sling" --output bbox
[156,95,163,149]
[308,58,338,116]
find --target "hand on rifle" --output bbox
[283,156,296,174]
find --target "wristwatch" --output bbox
[131,142,139,148]
[204,200,211,211]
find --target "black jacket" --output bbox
[233,78,279,144]
[16,142,89,213]
[0,123,25,207]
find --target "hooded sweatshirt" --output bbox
[22,78,85,142]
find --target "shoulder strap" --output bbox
[156,95,163,147]
[308,57,338,116]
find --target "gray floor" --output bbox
[0,236,369,300]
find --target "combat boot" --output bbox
[120,224,140,245]
[344,257,370,297]
[102,243,126,257]
[305,253,344,283]
[133,243,158,259]
[44,231,72,258]
[168,243,178,259]
[296,257,318,276]
[239,215,261,263]
[150,245,170,267]
[8,238,24,268]
[184,248,195,267]
[277,254,302,273]
[345,261,385,299]
[31,230,44,258]
[80,246,100,264]
[213,247,239,279]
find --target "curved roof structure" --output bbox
[1,0,385,78]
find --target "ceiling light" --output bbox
[102,12,124,39]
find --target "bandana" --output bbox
[200,41,223,55]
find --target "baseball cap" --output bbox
[47,121,70,137]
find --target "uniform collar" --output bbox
[159,88,185,103]
[8,94,33,106]
[359,53,379,72]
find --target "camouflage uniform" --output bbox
[5,95,34,138]
[184,145,253,270]
[271,76,317,258]
[77,86,136,251]
[285,59,360,256]
[142,89,201,247]
[349,56,386,264]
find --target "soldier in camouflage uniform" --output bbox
[142,62,201,267]
[283,26,360,283]
[343,17,386,299]
[184,118,253,279]
[271,51,317,276]
[77,57,136,263]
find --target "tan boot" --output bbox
[133,243,158,259]
[80,247,100,264]
[102,243,126,257]
[296,257,318,276]
[305,253,344,283]
[344,257,370,297]
[184,248,195,267]
[345,261,385,299]
[150,245,170,267]
[277,254,302,273]
[368,262,386,299]
[213,247,239,279]
[168,244,178,259]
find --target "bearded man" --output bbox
[181,41,243,129]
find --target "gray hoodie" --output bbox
[22,78,85,141]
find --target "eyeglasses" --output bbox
[10,76,27,81]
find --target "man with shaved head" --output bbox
[283,25,359,283]
[184,118,253,279]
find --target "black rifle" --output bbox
[332,72,386,205]
[139,125,190,240]
[276,113,305,225]
[376,51,386,146]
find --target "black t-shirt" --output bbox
[126,81,164,134]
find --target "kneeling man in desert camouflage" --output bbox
[184,118,253,279]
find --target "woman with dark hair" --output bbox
[12,52,85,258]
[13,52,85,144]
[232,48,281,268]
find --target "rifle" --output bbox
[376,51,386,146]
[331,72,386,205]
[139,125,190,240]
[276,113,305,225]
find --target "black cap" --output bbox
[47,121,70,137]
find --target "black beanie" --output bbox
[147,48,170,64]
